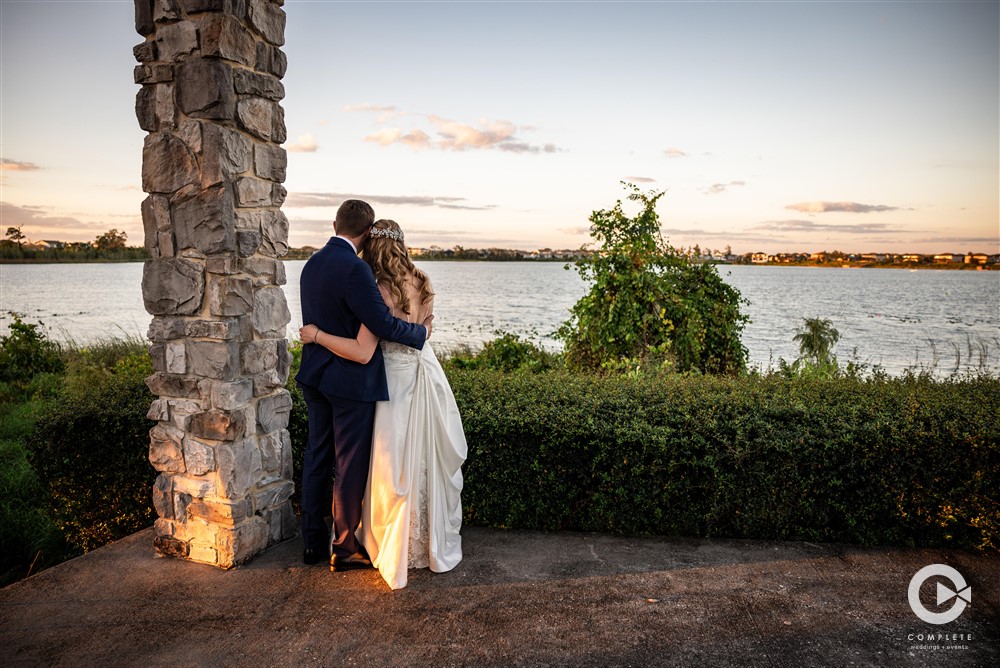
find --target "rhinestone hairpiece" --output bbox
[369,227,404,242]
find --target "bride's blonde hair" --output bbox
[363,219,433,315]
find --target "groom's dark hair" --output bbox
[335,199,375,238]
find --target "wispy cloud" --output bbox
[623,176,656,183]
[706,180,745,195]
[344,103,397,113]
[749,219,908,234]
[785,201,900,214]
[1,158,42,171]
[911,235,999,246]
[365,128,431,150]
[664,148,687,158]
[0,201,109,241]
[558,226,591,236]
[285,134,319,152]
[288,218,523,247]
[284,191,495,211]
[344,103,405,123]
[661,227,780,241]
[352,104,562,154]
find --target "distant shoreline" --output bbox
[2,257,996,270]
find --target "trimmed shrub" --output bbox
[21,339,997,563]
[449,369,999,551]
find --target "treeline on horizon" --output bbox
[5,229,997,268]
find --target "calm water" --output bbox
[2,261,998,375]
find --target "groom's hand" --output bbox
[422,314,434,340]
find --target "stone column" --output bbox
[134,0,295,568]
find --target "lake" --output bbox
[2,261,998,375]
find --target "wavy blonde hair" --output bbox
[363,219,433,315]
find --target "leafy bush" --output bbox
[0,402,65,585]
[27,350,156,554]
[449,368,999,551]
[558,184,749,374]
[443,332,561,373]
[0,313,64,400]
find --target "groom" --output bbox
[296,199,430,571]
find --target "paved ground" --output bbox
[1,527,996,667]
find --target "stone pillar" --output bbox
[134,0,295,568]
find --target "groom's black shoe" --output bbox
[303,548,324,565]
[330,551,373,572]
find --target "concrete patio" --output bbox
[1,527,996,666]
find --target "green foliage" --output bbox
[0,402,65,585]
[794,317,841,364]
[449,368,999,551]
[27,350,155,555]
[287,341,306,509]
[5,226,25,248]
[0,313,65,400]
[558,183,749,374]
[443,332,561,373]
[94,229,128,252]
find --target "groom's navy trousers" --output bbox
[295,237,425,558]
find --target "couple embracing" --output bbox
[295,199,466,590]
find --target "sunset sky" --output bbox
[1,0,998,254]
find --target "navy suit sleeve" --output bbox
[345,262,426,350]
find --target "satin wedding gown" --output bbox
[356,281,467,589]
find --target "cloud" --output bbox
[623,176,656,183]
[661,227,779,241]
[558,226,592,236]
[344,103,405,123]
[344,103,398,114]
[785,201,900,214]
[287,218,523,247]
[664,148,687,158]
[285,134,319,152]
[284,191,495,211]
[749,219,907,234]
[706,180,745,194]
[0,201,110,241]
[1,158,41,171]
[357,107,562,154]
[365,128,431,149]
[910,235,999,246]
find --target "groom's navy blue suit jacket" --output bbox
[295,236,426,401]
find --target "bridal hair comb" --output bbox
[369,227,405,242]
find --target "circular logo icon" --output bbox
[908,564,971,625]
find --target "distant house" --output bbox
[903,254,923,263]
[36,240,65,249]
[934,253,959,263]
[861,253,887,262]
[751,252,769,264]
[964,253,989,265]
[989,254,1000,265]
[809,252,828,262]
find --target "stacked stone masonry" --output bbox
[134,0,295,568]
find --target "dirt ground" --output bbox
[1,527,997,667]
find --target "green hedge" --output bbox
[24,362,998,558]
[443,370,999,551]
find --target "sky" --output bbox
[1,0,998,254]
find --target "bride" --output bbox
[299,219,466,589]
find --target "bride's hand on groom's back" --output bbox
[422,315,434,340]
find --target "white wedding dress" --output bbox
[356,281,467,589]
